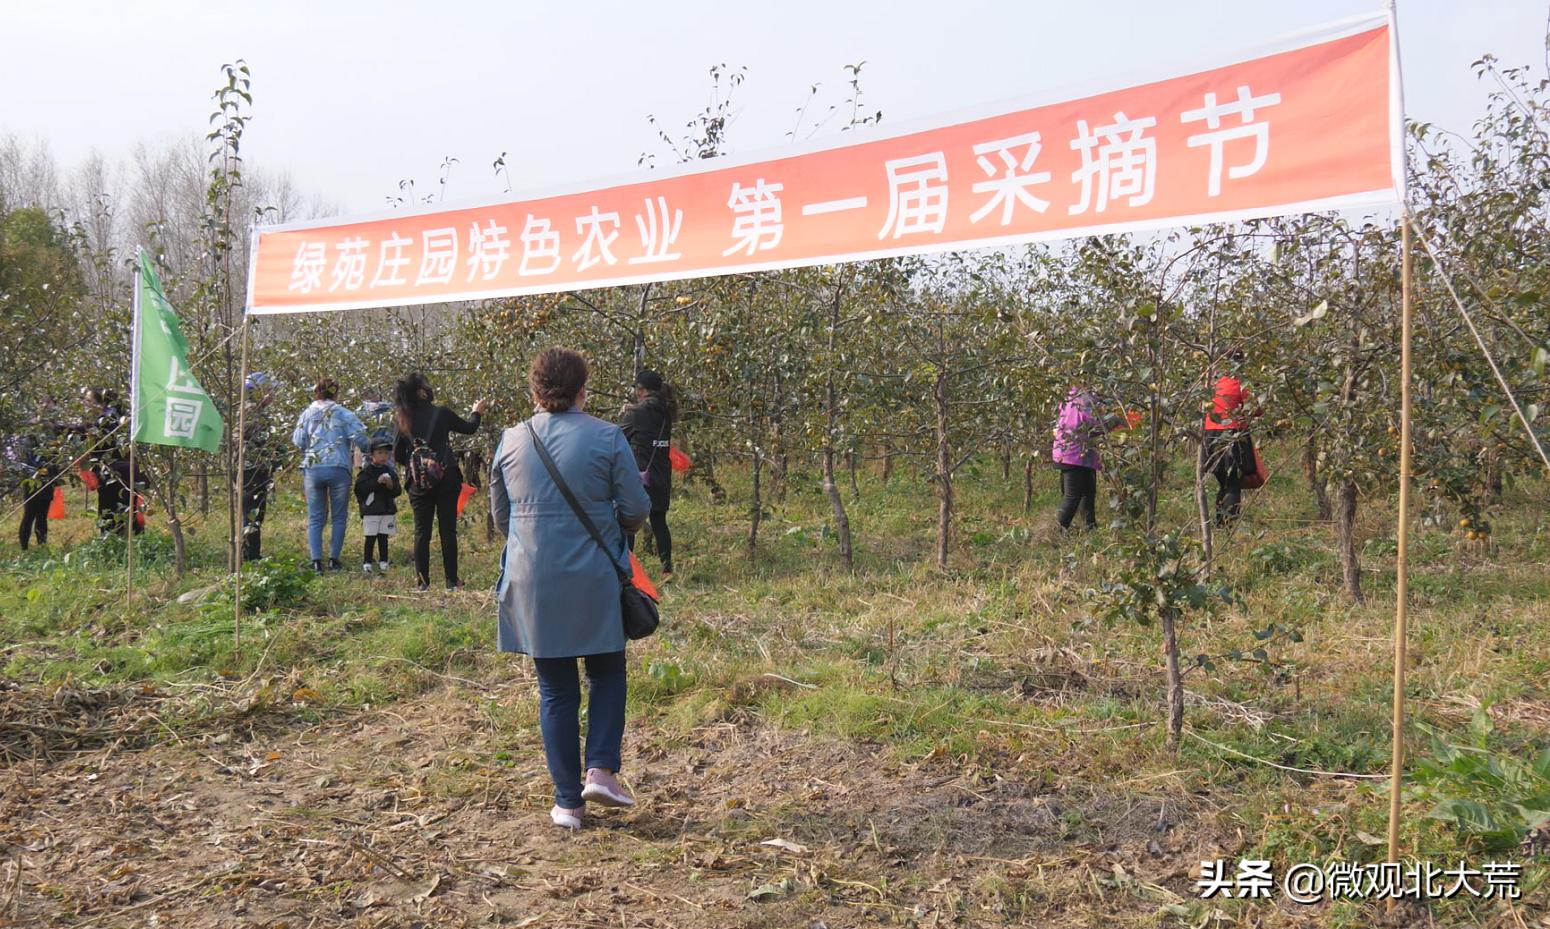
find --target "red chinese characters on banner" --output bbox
[248,15,1400,314]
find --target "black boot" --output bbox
[243,527,262,562]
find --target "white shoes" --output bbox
[550,772,635,829]
[361,563,373,574]
[550,805,583,830]
[580,770,635,808]
[377,561,389,572]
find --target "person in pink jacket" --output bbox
[1051,386,1121,530]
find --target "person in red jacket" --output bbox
[1203,351,1262,525]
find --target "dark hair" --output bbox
[393,372,434,434]
[313,377,339,400]
[634,369,679,424]
[529,348,589,413]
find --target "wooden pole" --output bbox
[1384,0,1412,876]
[232,315,252,652]
[1385,219,1413,867]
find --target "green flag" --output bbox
[131,251,224,453]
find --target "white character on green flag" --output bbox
[131,251,224,453]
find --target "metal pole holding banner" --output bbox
[126,441,136,601]
[232,315,252,652]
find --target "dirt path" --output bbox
[1,677,1235,928]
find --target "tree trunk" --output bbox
[847,446,860,501]
[1145,322,1165,535]
[881,440,895,484]
[934,368,952,572]
[771,374,788,504]
[198,463,209,517]
[168,513,187,579]
[771,435,787,503]
[222,237,240,572]
[1196,432,1214,577]
[1304,434,1331,520]
[150,453,186,579]
[1333,350,1362,601]
[1161,610,1184,749]
[748,445,762,551]
[1484,444,1504,503]
[1023,455,1035,513]
[821,443,851,568]
[697,450,727,504]
[1334,478,1362,602]
[1000,440,1012,481]
[221,179,238,573]
[822,282,853,568]
[224,401,236,569]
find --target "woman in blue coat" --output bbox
[490,348,651,830]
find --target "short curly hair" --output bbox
[313,377,339,400]
[529,348,589,413]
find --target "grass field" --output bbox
[1,449,1547,927]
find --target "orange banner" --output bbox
[248,14,1401,315]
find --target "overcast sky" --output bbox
[3,1,1547,216]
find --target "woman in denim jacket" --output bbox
[291,377,368,572]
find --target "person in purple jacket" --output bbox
[1051,386,1122,531]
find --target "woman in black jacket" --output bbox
[392,373,486,590]
[620,369,677,577]
[79,387,144,537]
[9,431,54,550]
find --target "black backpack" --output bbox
[403,408,444,491]
[406,438,444,491]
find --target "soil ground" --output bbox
[2,669,1235,929]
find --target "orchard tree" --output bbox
[1262,215,1401,603]
[0,206,84,437]
[883,253,1029,570]
[1407,58,1550,535]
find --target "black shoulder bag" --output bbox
[525,421,659,640]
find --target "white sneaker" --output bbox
[361,563,373,574]
[377,561,389,572]
[581,770,635,808]
[550,805,583,830]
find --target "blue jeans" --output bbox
[533,650,627,809]
[303,466,352,561]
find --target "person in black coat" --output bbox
[392,372,486,590]
[8,431,55,550]
[240,372,286,562]
[77,387,144,537]
[354,436,401,573]
[620,369,677,577]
